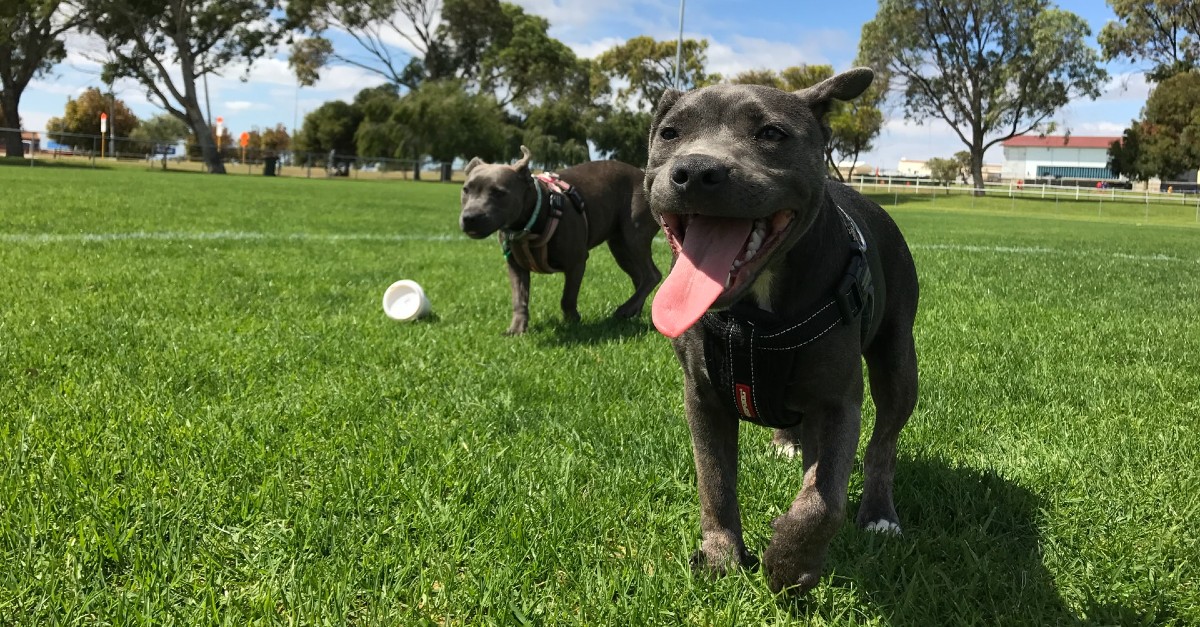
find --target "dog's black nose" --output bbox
[670,154,730,194]
[461,212,490,235]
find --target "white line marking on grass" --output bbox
[2,232,1196,265]
[0,231,461,244]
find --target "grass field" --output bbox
[2,164,1198,625]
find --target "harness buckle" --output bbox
[835,255,872,324]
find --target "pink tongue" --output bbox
[652,216,753,338]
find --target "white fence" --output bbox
[848,176,1200,223]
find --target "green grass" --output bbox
[1,167,1197,625]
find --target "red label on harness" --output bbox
[735,383,757,418]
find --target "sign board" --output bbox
[99,112,108,133]
[239,132,250,148]
[153,144,176,156]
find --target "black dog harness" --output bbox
[700,204,874,428]
[499,173,587,274]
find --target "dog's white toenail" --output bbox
[772,442,800,458]
[865,520,902,535]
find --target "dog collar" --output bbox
[700,203,875,428]
[516,176,544,235]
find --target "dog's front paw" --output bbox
[762,515,829,595]
[612,302,642,319]
[689,547,753,578]
[504,313,529,335]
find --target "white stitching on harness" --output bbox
[749,326,761,417]
[757,320,841,351]
[759,301,836,339]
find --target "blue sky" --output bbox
[21,0,1149,170]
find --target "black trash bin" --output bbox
[263,156,278,176]
[440,162,453,182]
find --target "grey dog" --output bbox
[460,146,661,334]
[645,68,919,594]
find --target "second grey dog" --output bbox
[460,147,661,334]
[645,68,919,594]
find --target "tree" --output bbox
[594,36,721,110]
[287,0,573,107]
[295,99,363,157]
[1099,0,1200,81]
[130,113,188,168]
[286,0,442,89]
[1108,123,1149,181]
[390,79,509,163]
[259,123,290,154]
[732,64,886,180]
[953,150,972,184]
[45,87,140,151]
[588,36,719,166]
[353,84,405,158]
[926,157,960,189]
[78,0,288,174]
[588,109,652,167]
[1123,71,1200,178]
[859,0,1108,192]
[476,4,579,107]
[517,57,593,169]
[0,1,83,156]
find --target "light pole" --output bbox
[674,0,686,90]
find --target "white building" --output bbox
[897,158,931,178]
[1001,135,1121,181]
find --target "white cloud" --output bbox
[569,37,626,60]
[225,101,265,112]
[704,33,844,78]
[1098,71,1152,103]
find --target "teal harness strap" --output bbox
[501,177,544,260]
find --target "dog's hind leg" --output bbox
[606,235,661,318]
[857,329,918,533]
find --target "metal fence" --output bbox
[1,126,459,181]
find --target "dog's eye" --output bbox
[756,125,788,141]
[659,127,679,140]
[490,187,507,197]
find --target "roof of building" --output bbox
[1001,135,1119,149]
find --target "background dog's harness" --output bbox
[700,204,874,428]
[499,173,587,274]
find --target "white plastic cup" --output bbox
[382,280,432,321]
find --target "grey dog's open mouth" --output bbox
[660,209,796,297]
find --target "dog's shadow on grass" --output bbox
[784,457,1105,624]
[535,316,656,346]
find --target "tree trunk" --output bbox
[1,92,23,158]
[970,147,986,196]
[184,105,224,174]
[178,50,224,174]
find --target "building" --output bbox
[22,131,40,154]
[1001,135,1121,181]
[895,158,1002,181]
[897,158,931,178]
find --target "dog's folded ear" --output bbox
[653,89,683,126]
[465,156,483,176]
[514,145,533,173]
[794,67,875,116]
[648,89,683,147]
